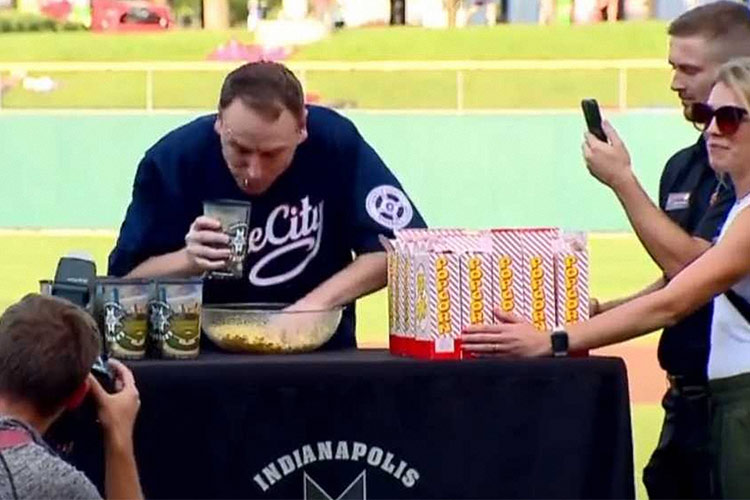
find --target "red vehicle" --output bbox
[90,0,173,31]
[39,0,73,20]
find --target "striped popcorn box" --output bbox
[521,228,560,331]
[555,231,590,325]
[386,250,397,333]
[490,229,526,320]
[389,241,410,355]
[413,252,462,359]
[461,252,494,328]
[393,230,444,357]
[388,251,406,355]
[457,231,494,328]
[427,228,471,254]
[402,244,415,343]
[411,252,432,356]
[431,252,462,358]
[395,228,431,242]
[379,236,405,355]
[395,241,416,354]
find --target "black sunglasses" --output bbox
[691,103,749,136]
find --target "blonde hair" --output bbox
[712,58,750,186]
[716,57,750,112]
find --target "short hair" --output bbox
[0,294,101,417]
[669,1,750,62]
[218,61,305,122]
[716,57,750,111]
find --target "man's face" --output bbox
[214,99,308,195]
[668,35,721,120]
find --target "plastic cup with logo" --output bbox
[149,279,203,359]
[203,199,252,279]
[96,278,152,360]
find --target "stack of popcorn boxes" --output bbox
[382,228,589,359]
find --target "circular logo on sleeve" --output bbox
[365,185,414,230]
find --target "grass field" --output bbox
[0,67,675,109]
[0,23,677,109]
[0,29,255,61]
[0,22,669,61]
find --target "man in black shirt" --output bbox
[108,62,426,350]
[582,2,750,498]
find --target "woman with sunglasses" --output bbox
[463,57,750,499]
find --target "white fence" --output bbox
[0,59,667,111]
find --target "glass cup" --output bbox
[96,278,152,360]
[202,199,252,279]
[149,279,203,359]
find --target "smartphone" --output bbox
[581,98,608,142]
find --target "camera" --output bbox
[49,253,116,392]
[45,253,116,456]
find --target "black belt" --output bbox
[667,374,708,392]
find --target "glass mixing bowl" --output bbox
[201,303,343,354]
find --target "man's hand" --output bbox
[184,216,231,273]
[270,298,337,340]
[461,309,551,358]
[88,359,141,450]
[582,120,634,191]
[90,359,145,500]
[285,296,331,312]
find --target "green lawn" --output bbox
[0,23,677,109]
[0,22,668,61]
[2,66,675,109]
[293,22,668,61]
[0,29,255,61]
[633,404,663,500]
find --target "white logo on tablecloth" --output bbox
[252,440,420,494]
[247,196,323,287]
[365,185,413,230]
[304,471,366,500]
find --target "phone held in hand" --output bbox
[581,98,608,142]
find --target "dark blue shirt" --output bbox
[657,136,735,379]
[109,106,427,349]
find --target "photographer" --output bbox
[0,294,142,500]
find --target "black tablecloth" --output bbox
[67,350,634,499]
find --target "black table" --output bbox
[68,350,634,499]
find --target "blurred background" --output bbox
[2,1,747,498]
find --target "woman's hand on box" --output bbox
[461,309,551,358]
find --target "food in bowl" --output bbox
[202,303,342,353]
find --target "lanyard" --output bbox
[0,428,30,500]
